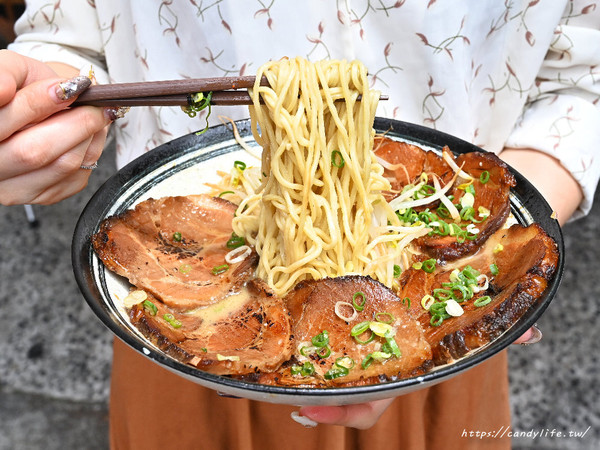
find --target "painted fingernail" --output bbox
[104,106,131,121]
[290,411,318,428]
[520,324,542,345]
[55,76,92,101]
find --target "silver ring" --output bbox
[80,162,98,170]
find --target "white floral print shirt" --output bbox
[9,0,600,218]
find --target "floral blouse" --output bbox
[9,0,600,218]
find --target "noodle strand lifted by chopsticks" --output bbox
[233,58,416,296]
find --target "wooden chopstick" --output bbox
[73,76,265,105]
[73,91,255,107]
[72,75,388,107]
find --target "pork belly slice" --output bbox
[92,195,257,309]
[374,137,453,199]
[255,276,433,387]
[416,152,516,261]
[129,279,293,375]
[374,137,427,189]
[374,136,517,261]
[398,223,559,365]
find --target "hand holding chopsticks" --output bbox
[72,76,386,107]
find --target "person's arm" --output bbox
[500,148,583,226]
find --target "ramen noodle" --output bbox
[231,57,430,295]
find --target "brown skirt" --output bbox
[109,339,511,449]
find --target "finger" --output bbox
[0,49,59,105]
[0,75,92,142]
[0,106,110,179]
[298,397,395,430]
[0,135,96,205]
[31,169,92,205]
[81,125,110,167]
[513,324,542,345]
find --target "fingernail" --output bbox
[55,76,92,101]
[104,106,130,121]
[520,324,542,345]
[290,411,318,428]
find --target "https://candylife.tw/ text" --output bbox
[461,425,591,441]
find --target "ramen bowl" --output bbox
[72,118,563,405]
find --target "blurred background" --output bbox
[1,2,599,449]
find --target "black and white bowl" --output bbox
[72,118,564,406]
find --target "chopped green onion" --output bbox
[142,300,157,316]
[465,184,476,195]
[460,192,475,208]
[291,361,315,377]
[375,312,395,324]
[299,345,316,357]
[331,150,345,168]
[316,346,331,359]
[474,296,492,307]
[421,258,437,273]
[211,264,229,275]
[436,204,451,219]
[462,265,480,281]
[353,329,375,345]
[415,184,436,199]
[433,288,453,301]
[311,330,330,348]
[450,283,473,301]
[361,351,393,369]
[402,297,411,308]
[325,357,356,380]
[393,264,402,278]
[429,301,448,316]
[335,356,355,370]
[226,233,245,249]
[301,361,315,376]
[352,291,366,312]
[163,313,182,329]
[430,314,444,327]
[369,321,394,337]
[324,366,349,379]
[384,336,402,358]
[490,263,499,276]
[460,206,476,221]
[480,171,490,184]
[361,354,374,369]
[172,232,182,242]
[421,294,435,310]
[218,191,234,197]
[351,321,371,336]
[184,92,213,135]
[234,160,247,171]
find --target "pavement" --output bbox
[0,138,599,449]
